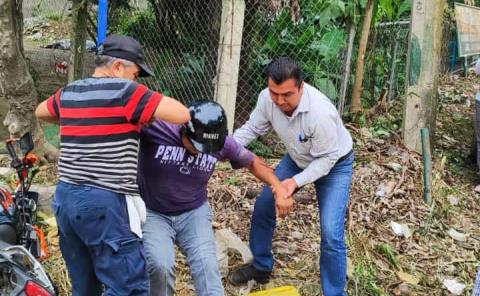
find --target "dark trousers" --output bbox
[52,181,148,296]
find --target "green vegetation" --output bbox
[353,262,386,296]
[246,140,276,159]
[43,124,60,148]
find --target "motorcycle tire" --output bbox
[0,223,16,245]
[47,273,59,295]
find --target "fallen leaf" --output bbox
[387,162,402,172]
[346,257,354,279]
[396,271,420,285]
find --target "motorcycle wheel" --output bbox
[0,223,16,245]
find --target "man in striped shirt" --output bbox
[35,35,190,296]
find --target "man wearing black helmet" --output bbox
[137,100,290,296]
[35,35,190,296]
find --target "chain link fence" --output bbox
[235,1,348,126]
[112,0,222,106]
[21,0,415,128]
[110,0,351,127]
[23,0,71,18]
[363,21,410,104]
[441,7,458,74]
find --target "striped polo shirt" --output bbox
[46,77,162,195]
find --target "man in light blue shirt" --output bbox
[474,59,480,174]
[473,59,480,296]
[229,57,353,296]
[473,267,480,296]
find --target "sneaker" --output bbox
[228,263,271,286]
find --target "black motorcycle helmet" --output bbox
[181,100,228,154]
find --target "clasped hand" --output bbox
[271,178,297,218]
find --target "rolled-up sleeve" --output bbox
[292,115,340,187]
[46,88,62,118]
[217,137,254,169]
[233,93,272,147]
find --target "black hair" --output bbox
[266,57,304,88]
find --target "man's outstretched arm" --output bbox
[246,155,294,218]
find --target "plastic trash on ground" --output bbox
[249,286,301,296]
[390,221,412,238]
[215,228,253,278]
[447,228,467,242]
[442,278,466,295]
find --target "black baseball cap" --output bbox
[97,35,154,77]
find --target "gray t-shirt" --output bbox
[234,83,352,187]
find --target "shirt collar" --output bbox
[290,85,310,118]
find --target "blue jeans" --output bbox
[473,265,480,296]
[250,153,353,296]
[142,202,223,296]
[475,93,480,171]
[52,181,149,296]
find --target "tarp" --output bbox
[455,3,480,57]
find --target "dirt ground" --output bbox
[37,74,480,296]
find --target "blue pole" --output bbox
[449,39,457,72]
[97,0,108,45]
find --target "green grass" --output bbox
[352,262,387,296]
[43,124,60,148]
[224,177,238,186]
[376,244,398,270]
[42,11,63,22]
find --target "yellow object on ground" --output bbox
[249,286,301,296]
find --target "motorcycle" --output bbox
[0,132,55,295]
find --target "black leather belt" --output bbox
[337,150,353,164]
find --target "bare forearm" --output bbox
[247,155,282,188]
[247,155,293,216]
[153,96,190,124]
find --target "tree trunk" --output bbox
[0,0,58,162]
[69,0,89,82]
[350,0,375,117]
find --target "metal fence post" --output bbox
[421,128,432,205]
[338,24,356,115]
[215,0,245,134]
